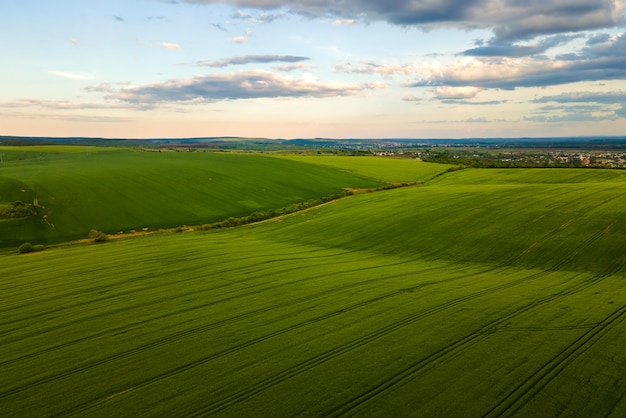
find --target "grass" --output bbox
[1,162,626,416]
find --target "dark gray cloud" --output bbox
[179,0,626,40]
[95,71,383,104]
[462,35,581,58]
[413,33,626,90]
[533,91,626,104]
[113,15,126,22]
[194,55,310,67]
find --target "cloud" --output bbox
[113,15,126,22]
[2,111,131,123]
[462,34,582,58]
[402,94,422,102]
[231,9,285,23]
[333,19,356,26]
[195,55,310,67]
[0,98,128,111]
[412,33,626,90]
[274,63,314,72]
[533,91,626,104]
[440,99,505,105]
[463,117,490,123]
[93,70,384,104]
[617,105,626,118]
[212,23,228,31]
[159,42,181,50]
[433,86,482,99]
[230,36,248,43]
[69,38,79,45]
[334,61,417,77]
[84,81,132,93]
[524,112,617,123]
[179,0,626,40]
[48,71,96,81]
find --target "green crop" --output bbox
[1,156,625,417]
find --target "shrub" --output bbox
[18,242,33,254]
[89,229,109,243]
[32,244,46,252]
[0,201,37,219]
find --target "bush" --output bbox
[32,244,46,252]
[18,242,33,254]
[0,201,37,219]
[89,229,109,243]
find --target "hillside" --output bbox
[1,161,626,416]
[257,167,626,274]
[2,147,438,248]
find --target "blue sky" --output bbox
[1,0,625,138]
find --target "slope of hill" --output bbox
[2,147,433,248]
[256,167,626,275]
[1,159,625,417]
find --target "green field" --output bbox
[0,147,409,248]
[1,152,626,417]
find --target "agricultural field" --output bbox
[0,147,407,249]
[1,152,626,417]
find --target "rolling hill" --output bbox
[1,153,625,417]
[2,147,438,248]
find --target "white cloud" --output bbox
[48,71,96,81]
[334,61,418,77]
[333,19,356,26]
[433,86,482,99]
[231,36,248,43]
[159,42,181,50]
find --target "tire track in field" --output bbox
[548,223,612,272]
[496,187,624,271]
[321,273,610,418]
[55,266,511,417]
[186,268,546,417]
[0,255,439,367]
[0,249,333,323]
[482,304,626,418]
[0,245,340,317]
[0,260,453,399]
[0,250,363,339]
[66,267,559,417]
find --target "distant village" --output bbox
[377,148,626,169]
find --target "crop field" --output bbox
[1,154,626,417]
[0,147,402,248]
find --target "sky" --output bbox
[1,0,626,139]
